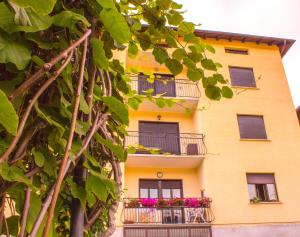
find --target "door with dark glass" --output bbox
[139,180,183,224]
[137,73,176,97]
[139,122,180,155]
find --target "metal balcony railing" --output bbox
[123,198,214,225]
[130,77,200,98]
[126,132,206,156]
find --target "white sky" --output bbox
[179,0,300,108]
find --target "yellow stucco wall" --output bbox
[197,39,300,225]
[123,38,300,226]
[124,167,201,198]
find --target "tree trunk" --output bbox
[70,158,87,237]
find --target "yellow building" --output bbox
[113,30,300,237]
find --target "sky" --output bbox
[179,0,300,108]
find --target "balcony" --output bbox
[125,132,206,168]
[123,198,213,237]
[129,75,200,112]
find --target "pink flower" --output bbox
[184,198,200,207]
[140,198,157,207]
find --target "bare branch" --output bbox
[19,184,32,237]
[42,38,89,237]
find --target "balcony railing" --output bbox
[130,77,200,98]
[123,198,214,225]
[126,132,206,156]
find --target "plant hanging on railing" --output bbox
[126,197,212,208]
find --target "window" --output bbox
[139,179,182,198]
[138,73,176,97]
[139,121,180,154]
[237,115,267,139]
[229,67,256,87]
[247,174,279,202]
[225,48,248,55]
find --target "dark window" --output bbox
[237,115,267,139]
[229,67,256,87]
[247,174,278,202]
[139,121,180,154]
[225,48,248,55]
[138,73,176,97]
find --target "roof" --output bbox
[193,29,295,57]
[141,25,295,57]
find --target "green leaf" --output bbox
[137,33,151,50]
[75,120,90,136]
[100,8,131,44]
[53,10,90,32]
[0,3,52,33]
[9,0,57,15]
[0,162,33,187]
[172,48,186,61]
[94,133,125,161]
[205,85,221,100]
[213,73,227,84]
[187,68,203,81]
[128,97,140,110]
[34,104,65,133]
[165,35,177,47]
[103,96,129,125]
[0,89,19,135]
[205,44,215,53]
[152,47,169,64]
[32,148,45,167]
[44,154,57,177]
[96,0,115,9]
[26,193,41,233]
[0,216,19,236]
[67,178,86,206]
[178,21,194,35]
[0,31,31,70]
[157,0,172,10]
[91,37,109,70]
[155,97,165,108]
[128,41,138,58]
[79,93,90,114]
[86,175,117,202]
[166,10,183,26]
[165,58,183,75]
[201,58,217,71]
[25,33,53,49]
[184,33,200,43]
[31,55,45,67]
[221,86,234,98]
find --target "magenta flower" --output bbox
[140,198,157,207]
[184,198,200,207]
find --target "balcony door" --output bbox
[138,73,176,97]
[139,121,180,155]
[139,179,184,224]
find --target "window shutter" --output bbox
[138,73,154,94]
[161,180,182,189]
[237,115,267,139]
[246,174,275,184]
[155,74,176,97]
[140,180,159,189]
[225,48,248,55]
[229,67,256,87]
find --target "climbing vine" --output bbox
[0,0,233,236]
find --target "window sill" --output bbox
[240,139,271,142]
[231,86,259,90]
[250,201,282,205]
